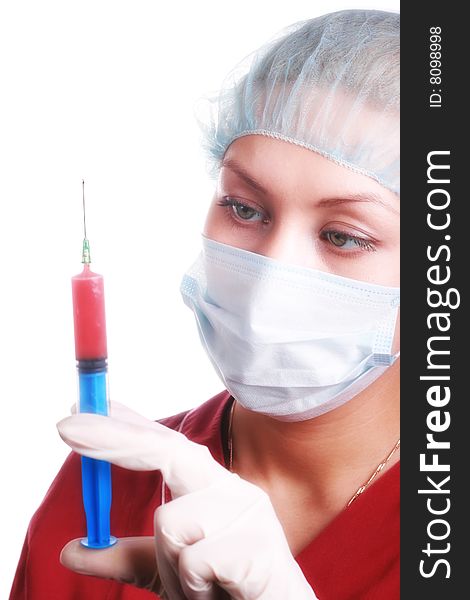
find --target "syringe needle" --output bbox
[82,179,87,239]
[81,179,91,265]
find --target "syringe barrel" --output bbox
[78,360,109,414]
[77,360,117,549]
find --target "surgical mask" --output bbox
[180,236,400,421]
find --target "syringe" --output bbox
[70,180,117,548]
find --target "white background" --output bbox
[0,1,399,595]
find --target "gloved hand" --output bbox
[57,401,318,600]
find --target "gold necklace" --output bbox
[226,399,400,508]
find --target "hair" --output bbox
[196,10,400,194]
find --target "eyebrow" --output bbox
[222,158,268,195]
[317,192,399,214]
[221,158,398,214]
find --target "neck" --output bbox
[231,359,400,508]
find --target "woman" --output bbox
[10,9,400,599]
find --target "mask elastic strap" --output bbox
[371,308,399,366]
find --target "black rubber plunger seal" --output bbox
[77,358,108,372]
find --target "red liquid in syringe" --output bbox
[71,264,108,361]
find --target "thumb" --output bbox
[60,537,163,594]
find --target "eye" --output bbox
[217,197,268,223]
[321,229,376,252]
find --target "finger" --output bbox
[56,413,229,496]
[57,413,181,470]
[178,530,315,600]
[178,540,232,600]
[155,530,191,600]
[60,536,161,593]
[153,477,270,600]
[71,400,151,425]
[176,522,291,600]
[154,475,271,549]
[152,478,252,600]
[109,401,158,427]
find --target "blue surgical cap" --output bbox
[197,9,400,195]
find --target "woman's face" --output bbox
[203,135,400,287]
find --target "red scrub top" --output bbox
[10,390,399,599]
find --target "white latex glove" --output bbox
[57,401,318,600]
